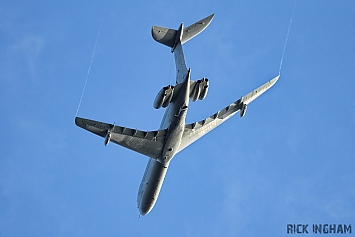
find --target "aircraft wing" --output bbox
[75,117,167,158]
[177,75,279,152]
[239,75,280,105]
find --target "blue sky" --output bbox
[1,1,355,236]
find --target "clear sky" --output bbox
[1,1,355,236]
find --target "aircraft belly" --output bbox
[138,159,169,215]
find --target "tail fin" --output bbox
[152,14,214,50]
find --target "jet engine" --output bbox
[153,85,174,109]
[189,78,209,102]
[190,81,201,102]
[198,78,209,100]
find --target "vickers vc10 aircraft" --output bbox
[75,14,279,216]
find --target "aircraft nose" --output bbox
[139,205,153,216]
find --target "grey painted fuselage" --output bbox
[137,44,190,216]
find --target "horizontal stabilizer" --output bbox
[181,14,214,44]
[75,117,166,158]
[152,14,214,48]
[151,26,177,48]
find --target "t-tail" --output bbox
[151,14,214,51]
[152,14,214,84]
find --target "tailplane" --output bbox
[152,14,214,51]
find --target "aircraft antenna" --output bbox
[75,17,104,117]
[278,0,297,76]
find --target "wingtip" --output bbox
[74,116,79,125]
[271,75,280,84]
[207,13,215,22]
[74,116,83,126]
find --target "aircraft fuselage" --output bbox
[137,68,190,215]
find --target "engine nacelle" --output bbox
[240,103,247,117]
[189,78,209,102]
[198,78,209,100]
[190,81,201,102]
[153,85,174,109]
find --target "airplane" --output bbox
[75,14,279,216]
